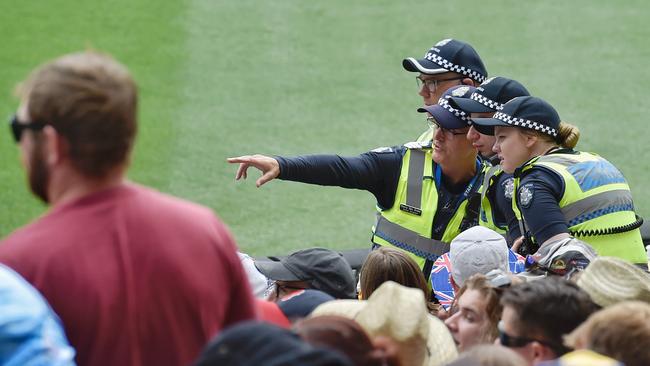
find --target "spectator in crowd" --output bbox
[448,77,530,239]
[0,264,75,365]
[229,85,483,280]
[0,51,255,366]
[277,289,335,322]
[445,344,526,366]
[537,350,623,366]
[499,277,598,365]
[563,301,650,366]
[444,273,508,352]
[257,247,356,300]
[402,38,488,142]
[312,281,458,366]
[576,256,650,308]
[430,226,520,311]
[358,247,436,313]
[472,96,646,262]
[193,321,353,366]
[295,315,402,366]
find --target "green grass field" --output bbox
[1,0,649,257]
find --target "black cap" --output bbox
[403,38,488,83]
[255,248,356,299]
[472,96,561,137]
[449,76,530,114]
[193,321,353,366]
[417,85,476,129]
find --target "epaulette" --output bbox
[403,141,431,150]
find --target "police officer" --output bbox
[402,38,488,143]
[472,96,646,264]
[228,85,485,279]
[448,77,530,242]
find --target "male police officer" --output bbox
[229,86,483,279]
[402,38,488,142]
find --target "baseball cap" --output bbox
[403,38,488,83]
[472,96,561,138]
[417,85,476,130]
[255,248,356,299]
[449,226,510,287]
[192,321,353,366]
[576,256,650,307]
[311,281,458,366]
[449,76,530,114]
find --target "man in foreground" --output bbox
[0,51,255,366]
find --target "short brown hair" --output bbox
[360,247,430,301]
[565,301,650,366]
[17,51,137,178]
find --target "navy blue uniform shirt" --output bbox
[275,145,479,241]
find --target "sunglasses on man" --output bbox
[9,115,47,143]
[498,321,568,355]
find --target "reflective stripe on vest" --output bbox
[373,214,449,260]
[478,165,507,234]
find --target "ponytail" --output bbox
[555,121,580,149]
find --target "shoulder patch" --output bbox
[502,177,515,200]
[371,146,394,153]
[518,183,535,208]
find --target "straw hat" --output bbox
[577,256,650,307]
[311,281,458,366]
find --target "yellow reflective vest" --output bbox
[478,164,508,235]
[371,144,484,272]
[512,151,646,264]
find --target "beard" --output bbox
[28,142,50,204]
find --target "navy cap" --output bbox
[403,38,488,83]
[418,85,476,130]
[449,76,530,114]
[278,289,335,320]
[193,321,353,366]
[472,96,561,137]
[255,248,356,299]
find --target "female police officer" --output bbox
[471,96,646,264]
[228,86,485,279]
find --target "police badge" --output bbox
[519,183,534,208]
[503,177,515,200]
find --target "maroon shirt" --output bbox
[0,183,255,366]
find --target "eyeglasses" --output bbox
[9,115,47,143]
[498,321,568,355]
[427,116,468,137]
[416,76,465,93]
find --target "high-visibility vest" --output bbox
[371,145,483,271]
[478,164,508,234]
[512,151,646,264]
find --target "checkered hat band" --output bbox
[470,93,504,111]
[438,97,469,122]
[493,112,558,137]
[424,52,486,83]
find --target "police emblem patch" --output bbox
[452,86,470,97]
[503,177,515,200]
[519,183,534,208]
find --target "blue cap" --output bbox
[403,38,488,83]
[449,76,530,114]
[417,85,476,129]
[472,96,561,137]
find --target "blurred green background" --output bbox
[1,0,648,256]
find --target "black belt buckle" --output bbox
[400,204,422,216]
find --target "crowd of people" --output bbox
[1,36,649,366]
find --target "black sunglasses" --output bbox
[9,115,47,143]
[498,321,568,355]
